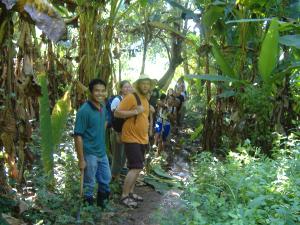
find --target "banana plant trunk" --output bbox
[201,50,214,151]
[77,5,102,107]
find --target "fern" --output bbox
[38,74,72,187]
[38,73,54,179]
[51,90,71,150]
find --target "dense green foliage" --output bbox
[154,137,300,224]
[1,0,299,224]
[20,129,102,225]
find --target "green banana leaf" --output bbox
[143,175,182,194]
[152,164,175,180]
[258,19,279,83]
[187,74,238,83]
[211,39,236,78]
[226,18,272,24]
[202,5,224,29]
[143,176,174,194]
[51,90,71,151]
[279,34,300,49]
[38,74,54,177]
[217,90,236,98]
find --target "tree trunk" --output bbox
[0,158,10,194]
[0,10,18,183]
[77,5,102,107]
[201,51,213,151]
[140,37,149,75]
[140,22,152,75]
[118,58,122,82]
[76,1,118,107]
[182,18,189,76]
[158,32,183,90]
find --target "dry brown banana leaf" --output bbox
[0,0,67,42]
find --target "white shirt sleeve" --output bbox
[110,97,121,111]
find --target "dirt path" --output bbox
[100,184,184,225]
[102,185,162,225]
[100,126,195,225]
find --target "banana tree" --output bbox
[0,0,67,188]
[180,0,300,151]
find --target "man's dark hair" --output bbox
[88,79,106,92]
[160,93,167,100]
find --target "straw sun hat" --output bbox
[133,74,157,89]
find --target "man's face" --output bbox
[91,84,106,104]
[137,80,151,95]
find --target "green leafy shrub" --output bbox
[238,85,274,151]
[22,121,101,225]
[154,138,300,224]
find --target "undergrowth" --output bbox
[153,136,300,225]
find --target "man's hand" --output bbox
[135,105,144,114]
[79,159,86,171]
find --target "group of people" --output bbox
[151,77,186,154]
[73,74,186,209]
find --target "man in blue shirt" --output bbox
[74,79,111,208]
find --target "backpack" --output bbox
[110,93,142,133]
[106,95,122,129]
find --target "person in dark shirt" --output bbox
[149,87,160,108]
[175,89,185,127]
[74,79,111,208]
[149,86,160,138]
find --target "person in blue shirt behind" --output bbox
[74,78,111,208]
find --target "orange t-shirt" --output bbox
[118,93,149,144]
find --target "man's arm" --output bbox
[114,107,140,119]
[114,93,144,119]
[74,135,86,170]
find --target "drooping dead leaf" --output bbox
[21,0,67,42]
[0,108,17,134]
[0,0,67,42]
[1,132,19,179]
[16,76,29,96]
[76,80,88,95]
[23,54,34,75]
[16,75,42,98]
[0,0,17,10]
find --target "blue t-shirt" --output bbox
[74,101,107,157]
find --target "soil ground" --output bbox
[100,124,196,225]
